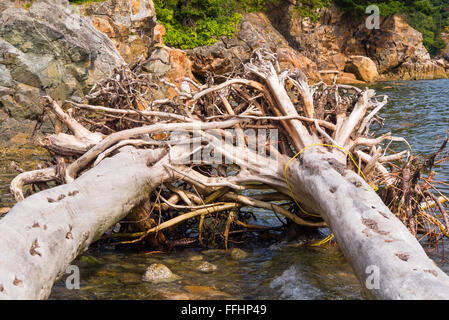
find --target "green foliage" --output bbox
[294,0,332,22]
[334,0,449,56]
[155,0,244,49]
[155,0,333,49]
[23,1,32,9]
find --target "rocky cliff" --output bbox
[185,4,449,85]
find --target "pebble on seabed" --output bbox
[189,255,204,261]
[197,261,218,273]
[229,248,248,260]
[142,263,180,283]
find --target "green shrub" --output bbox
[155,0,334,48]
[294,0,332,22]
[155,0,243,49]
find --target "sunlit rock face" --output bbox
[266,3,448,81]
[0,0,124,143]
[187,12,320,82]
[80,0,157,65]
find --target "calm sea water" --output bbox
[375,79,449,194]
[1,79,448,299]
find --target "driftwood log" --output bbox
[1,51,449,299]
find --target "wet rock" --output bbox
[202,249,225,257]
[183,285,230,298]
[189,255,204,261]
[197,261,217,273]
[78,255,103,267]
[120,272,141,285]
[344,56,379,83]
[95,270,117,277]
[142,263,180,283]
[229,248,248,260]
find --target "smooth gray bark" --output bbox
[0,148,167,299]
[287,149,449,299]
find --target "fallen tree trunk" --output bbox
[0,148,168,299]
[2,53,449,300]
[287,149,449,299]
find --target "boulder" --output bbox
[319,70,365,85]
[142,263,180,283]
[0,0,124,144]
[229,248,248,260]
[196,261,218,273]
[79,0,156,65]
[344,56,379,83]
[337,72,365,85]
[378,60,449,81]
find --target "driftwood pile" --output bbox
[3,51,449,299]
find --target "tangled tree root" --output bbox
[11,53,447,251]
[4,50,449,299]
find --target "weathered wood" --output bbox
[3,52,448,301]
[0,148,168,299]
[286,148,449,299]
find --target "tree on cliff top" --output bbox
[154,0,448,55]
[153,0,332,49]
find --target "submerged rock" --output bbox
[119,272,141,285]
[142,263,180,283]
[197,261,218,273]
[183,285,230,298]
[229,248,248,261]
[201,249,225,257]
[189,255,204,261]
[78,255,103,268]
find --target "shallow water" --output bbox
[49,242,362,300]
[1,79,448,300]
